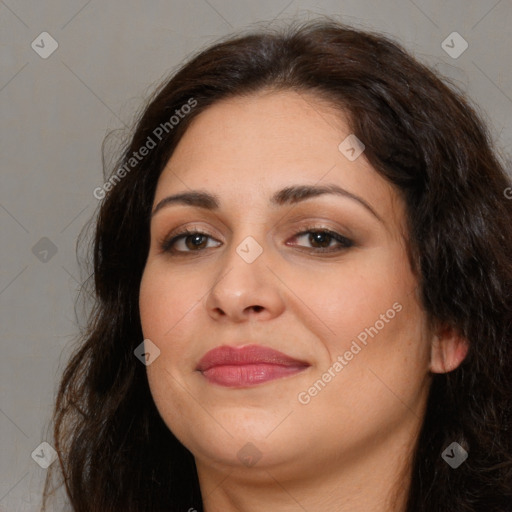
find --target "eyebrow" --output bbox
[151,184,383,223]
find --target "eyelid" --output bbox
[158,224,220,253]
[287,225,354,250]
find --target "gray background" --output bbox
[1,0,511,510]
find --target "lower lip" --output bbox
[200,364,308,387]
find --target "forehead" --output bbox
[165,90,349,172]
[154,90,404,229]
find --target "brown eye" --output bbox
[184,233,209,250]
[290,229,354,253]
[161,230,221,253]
[308,231,333,248]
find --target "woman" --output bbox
[43,20,512,512]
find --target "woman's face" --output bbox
[139,90,434,481]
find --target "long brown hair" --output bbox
[43,20,512,511]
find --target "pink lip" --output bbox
[197,344,310,387]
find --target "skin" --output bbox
[139,89,468,512]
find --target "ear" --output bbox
[429,324,469,374]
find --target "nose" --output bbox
[204,238,285,323]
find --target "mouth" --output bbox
[196,344,310,388]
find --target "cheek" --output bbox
[139,261,216,396]
[296,298,430,445]
[285,249,418,354]
[139,264,206,440]
[139,262,205,340]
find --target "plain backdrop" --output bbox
[1,0,511,510]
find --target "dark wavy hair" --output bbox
[42,20,512,512]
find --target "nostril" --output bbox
[251,305,264,312]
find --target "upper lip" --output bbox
[196,344,310,372]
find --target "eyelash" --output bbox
[160,225,354,255]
